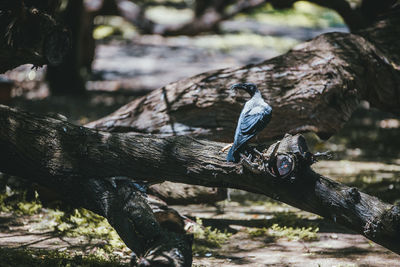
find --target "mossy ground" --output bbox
[0,247,127,267]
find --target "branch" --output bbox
[1,104,400,255]
[87,10,400,141]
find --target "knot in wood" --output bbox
[267,153,297,180]
[346,187,361,204]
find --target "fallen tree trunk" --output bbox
[1,104,400,255]
[87,7,400,141]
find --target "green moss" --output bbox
[246,2,344,28]
[270,224,319,241]
[248,227,269,238]
[40,208,126,253]
[270,212,318,228]
[192,218,231,255]
[191,33,299,53]
[0,186,126,254]
[0,247,128,267]
[248,223,319,241]
[0,187,42,215]
[93,16,137,40]
[16,201,42,215]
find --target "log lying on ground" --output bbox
[1,104,400,255]
[87,7,400,141]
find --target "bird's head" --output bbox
[230,83,259,97]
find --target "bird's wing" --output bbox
[240,107,271,135]
[232,106,271,150]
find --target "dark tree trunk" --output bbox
[1,104,400,255]
[46,0,92,95]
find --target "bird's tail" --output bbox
[226,145,239,163]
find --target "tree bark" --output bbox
[46,0,92,95]
[1,104,400,255]
[148,182,227,205]
[87,7,400,141]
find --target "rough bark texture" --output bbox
[1,104,400,255]
[0,0,70,73]
[87,7,400,142]
[148,182,227,205]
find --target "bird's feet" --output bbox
[252,147,264,157]
[240,153,263,174]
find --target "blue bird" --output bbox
[226,83,272,163]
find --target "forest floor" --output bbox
[2,7,400,267]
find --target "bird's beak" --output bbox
[230,83,246,92]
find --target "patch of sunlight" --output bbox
[191,33,299,53]
[93,25,115,39]
[93,16,137,40]
[378,118,400,129]
[145,6,193,25]
[314,160,400,176]
[242,1,344,28]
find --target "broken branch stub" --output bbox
[241,134,314,182]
